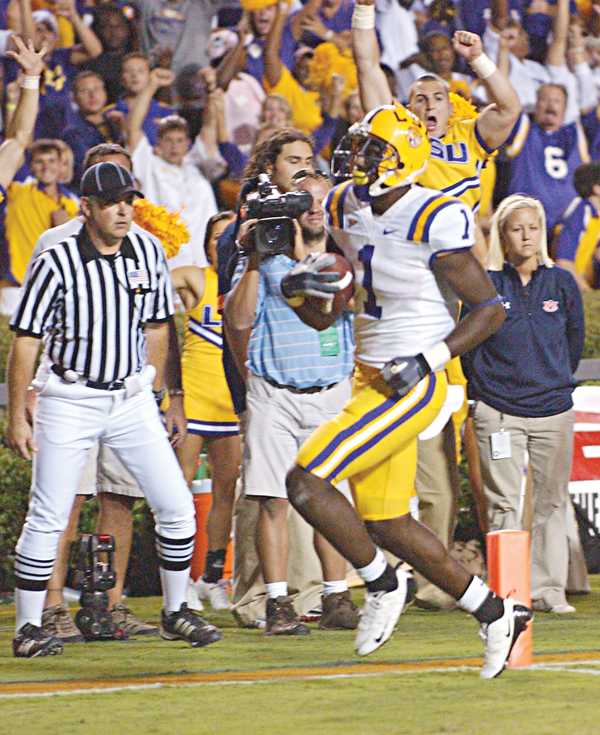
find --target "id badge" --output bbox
[490,430,511,460]
[319,325,340,356]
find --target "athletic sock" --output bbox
[457,576,504,623]
[15,589,47,632]
[473,592,505,624]
[356,548,387,583]
[160,567,191,614]
[366,564,399,594]
[266,582,288,599]
[203,549,226,584]
[322,580,348,596]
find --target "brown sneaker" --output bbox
[111,603,159,636]
[265,596,310,636]
[319,591,360,630]
[42,603,84,643]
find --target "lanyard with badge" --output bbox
[490,414,511,460]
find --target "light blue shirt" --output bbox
[233,254,354,389]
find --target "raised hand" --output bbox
[150,67,175,89]
[6,36,46,76]
[452,30,483,62]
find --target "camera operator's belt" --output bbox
[263,376,337,395]
[51,364,127,391]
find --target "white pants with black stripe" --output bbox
[15,366,195,595]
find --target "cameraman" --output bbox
[224,172,358,635]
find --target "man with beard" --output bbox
[224,172,359,636]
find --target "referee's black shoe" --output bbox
[13,623,64,658]
[160,603,223,648]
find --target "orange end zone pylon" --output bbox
[486,530,533,668]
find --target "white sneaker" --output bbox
[550,603,576,614]
[355,568,408,656]
[186,578,204,612]
[479,598,533,679]
[196,578,231,611]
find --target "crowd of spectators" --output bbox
[0,0,597,641]
[0,0,600,291]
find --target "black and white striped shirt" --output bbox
[10,226,174,384]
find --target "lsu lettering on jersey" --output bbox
[181,267,239,436]
[324,181,475,369]
[417,119,493,212]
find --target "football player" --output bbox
[282,104,533,679]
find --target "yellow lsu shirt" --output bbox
[418,119,494,213]
[6,182,79,285]
[264,66,322,135]
[181,267,239,435]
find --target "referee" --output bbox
[6,162,222,658]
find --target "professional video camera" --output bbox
[73,534,127,641]
[245,174,313,256]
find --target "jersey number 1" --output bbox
[358,245,382,319]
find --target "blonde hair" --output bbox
[487,194,553,270]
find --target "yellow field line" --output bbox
[2,650,600,698]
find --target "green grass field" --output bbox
[1,581,599,734]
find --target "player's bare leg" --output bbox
[365,514,471,598]
[287,466,376,567]
[287,465,532,675]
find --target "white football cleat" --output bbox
[480,597,533,679]
[355,568,408,656]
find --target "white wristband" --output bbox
[20,75,40,90]
[422,341,451,372]
[470,53,497,80]
[351,4,375,30]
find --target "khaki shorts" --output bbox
[78,443,144,498]
[243,373,351,500]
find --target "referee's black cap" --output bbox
[81,162,144,202]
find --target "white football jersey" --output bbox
[324,181,475,368]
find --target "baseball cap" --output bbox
[80,162,143,201]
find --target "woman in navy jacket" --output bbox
[462,194,585,614]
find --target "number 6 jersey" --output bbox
[324,181,474,368]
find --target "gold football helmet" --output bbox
[332,103,431,196]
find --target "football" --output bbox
[297,253,354,327]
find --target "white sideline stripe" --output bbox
[4,661,600,700]
[530,663,600,676]
[574,424,600,432]
[0,668,478,699]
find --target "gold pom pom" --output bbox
[448,91,478,126]
[306,42,357,97]
[132,199,190,260]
